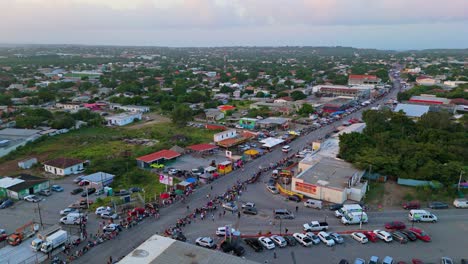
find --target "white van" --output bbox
[274,209,295,219]
[60,215,80,225]
[453,198,468,208]
[304,199,322,209]
[282,145,291,153]
[341,212,368,225]
[335,204,362,218]
[408,210,438,222]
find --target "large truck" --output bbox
[31,225,62,251]
[40,230,68,253]
[341,212,368,225]
[7,222,38,246]
[303,221,329,232]
[334,204,363,218]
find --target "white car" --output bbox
[195,237,215,248]
[293,233,312,247]
[241,202,255,209]
[350,232,368,244]
[103,223,120,233]
[222,202,238,211]
[270,235,287,248]
[373,230,393,242]
[24,195,41,203]
[215,227,235,236]
[95,206,110,215]
[317,231,335,246]
[305,232,320,244]
[266,185,279,194]
[60,208,79,216]
[258,236,275,250]
[101,212,119,219]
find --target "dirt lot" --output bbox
[382,180,414,208]
[0,152,52,176]
[125,113,170,129]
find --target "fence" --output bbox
[397,178,442,188]
[363,172,387,182]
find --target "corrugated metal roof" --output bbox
[394,103,430,118]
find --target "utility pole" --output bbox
[458,171,464,192]
[37,203,43,229]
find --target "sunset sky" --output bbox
[2,0,467,49]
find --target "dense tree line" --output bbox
[339,110,467,185]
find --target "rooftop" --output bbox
[7,174,48,192]
[43,157,85,169]
[394,103,430,118]
[349,74,378,80]
[0,177,25,189]
[186,143,218,152]
[0,128,41,138]
[81,172,115,183]
[118,235,259,264]
[256,117,290,125]
[137,150,181,163]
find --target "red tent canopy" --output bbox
[160,193,170,199]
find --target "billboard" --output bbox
[159,175,173,186]
[295,181,317,195]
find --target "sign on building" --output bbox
[159,175,173,186]
[225,150,232,158]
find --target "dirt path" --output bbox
[125,113,170,129]
[382,180,412,209]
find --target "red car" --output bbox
[78,180,90,186]
[402,201,420,210]
[409,227,431,242]
[412,259,425,264]
[385,221,406,230]
[0,234,7,242]
[363,231,378,242]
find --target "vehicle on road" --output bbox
[408,227,431,242]
[335,204,363,218]
[242,207,258,215]
[38,189,52,196]
[453,198,468,208]
[266,185,279,194]
[51,185,64,192]
[400,230,418,241]
[303,221,328,232]
[270,235,287,247]
[258,236,275,249]
[341,212,368,225]
[24,195,41,203]
[283,235,297,246]
[428,201,449,209]
[369,256,379,264]
[330,232,344,244]
[350,232,368,244]
[305,232,320,244]
[441,257,454,264]
[103,224,121,233]
[304,199,322,209]
[273,209,295,219]
[81,188,96,197]
[60,215,81,225]
[408,210,437,223]
[293,233,312,247]
[391,231,408,244]
[288,195,301,203]
[282,145,291,153]
[222,202,238,211]
[317,231,335,246]
[195,237,215,249]
[241,202,255,209]
[71,188,83,195]
[215,227,235,236]
[244,238,263,252]
[100,212,119,219]
[73,176,84,183]
[41,230,68,253]
[373,230,393,242]
[402,201,421,210]
[0,199,13,209]
[385,221,406,230]
[60,208,79,216]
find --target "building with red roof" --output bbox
[217,105,236,113]
[136,150,181,169]
[187,143,218,153]
[348,74,380,86]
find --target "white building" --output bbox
[55,102,82,112]
[416,76,437,86]
[109,104,150,113]
[43,157,85,176]
[105,112,142,126]
[213,129,237,143]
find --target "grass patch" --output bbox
[364,182,385,205]
[411,186,463,202]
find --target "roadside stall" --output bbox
[176,181,193,192]
[217,160,233,174]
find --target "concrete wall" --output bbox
[347,181,368,202]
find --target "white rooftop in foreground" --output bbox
[118,235,259,264]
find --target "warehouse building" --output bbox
[0,174,49,200]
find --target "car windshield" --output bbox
[325,236,331,240]
[303,237,311,242]
[419,231,427,236]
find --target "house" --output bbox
[348,74,380,86]
[204,109,224,122]
[416,76,437,86]
[80,172,115,190]
[136,150,181,169]
[105,112,142,126]
[43,157,85,176]
[213,129,237,143]
[18,157,38,169]
[217,105,236,113]
[0,174,50,200]
[239,118,258,130]
[56,102,82,112]
[109,104,150,113]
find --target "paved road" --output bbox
[75,74,405,263]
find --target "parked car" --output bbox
[382,256,394,264]
[95,206,111,215]
[95,189,105,196]
[103,224,121,233]
[441,258,454,264]
[71,188,83,195]
[101,212,119,220]
[369,256,379,264]
[305,232,320,244]
[351,232,368,244]
[244,238,263,252]
[354,258,366,264]
[266,185,279,194]
[411,259,425,264]
[363,231,378,242]
[373,230,393,242]
[242,207,258,215]
[215,226,235,237]
[38,189,52,196]
[385,221,406,230]
[60,208,79,216]
[408,227,431,242]
[339,260,350,264]
[400,230,418,241]
[114,190,130,196]
[81,188,96,197]
[0,199,14,209]
[283,235,297,246]
[258,236,275,249]
[129,187,142,193]
[73,176,84,183]
[428,201,449,209]
[270,235,287,248]
[402,201,420,210]
[329,232,344,244]
[241,202,255,209]
[293,233,312,247]
[24,195,41,203]
[391,231,408,244]
[51,185,64,192]
[317,231,335,246]
[288,195,301,203]
[222,202,238,211]
[195,237,216,249]
[329,203,343,211]
[78,180,90,186]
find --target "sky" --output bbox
[2,0,468,50]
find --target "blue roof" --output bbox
[394,103,430,118]
[82,172,115,183]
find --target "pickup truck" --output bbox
[303,221,329,232]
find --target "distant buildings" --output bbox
[105,112,142,126]
[109,104,150,113]
[312,84,370,99]
[348,74,380,86]
[416,76,437,86]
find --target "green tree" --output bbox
[290,91,306,101]
[171,104,193,127]
[297,103,315,116]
